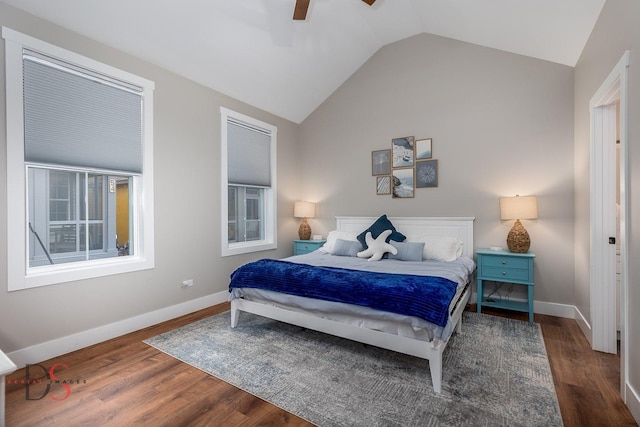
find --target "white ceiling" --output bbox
[1,0,605,123]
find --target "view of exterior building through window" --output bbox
[228,185,264,243]
[28,168,132,267]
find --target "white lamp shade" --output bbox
[294,201,316,218]
[500,195,538,220]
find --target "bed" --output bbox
[228,216,475,393]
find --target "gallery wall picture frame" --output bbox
[392,136,415,168]
[392,168,414,198]
[371,149,391,176]
[415,138,432,160]
[376,176,391,195]
[416,159,438,188]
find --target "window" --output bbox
[3,27,155,290]
[220,108,277,256]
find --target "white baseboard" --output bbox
[533,300,576,319]
[627,382,640,425]
[7,291,229,368]
[472,292,576,319]
[574,305,593,346]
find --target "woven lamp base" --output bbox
[298,218,311,240]
[507,219,530,253]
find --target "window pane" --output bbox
[245,220,261,240]
[28,167,132,267]
[80,223,104,252]
[89,223,103,251]
[49,224,76,254]
[228,187,237,243]
[79,174,104,221]
[49,170,75,221]
[228,223,237,243]
[245,187,263,241]
[87,175,104,220]
[227,185,264,243]
[49,201,69,222]
[115,178,131,255]
[246,188,261,221]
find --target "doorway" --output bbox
[590,52,629,399]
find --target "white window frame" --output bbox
[220,107,277,256]
[3,27,155,291]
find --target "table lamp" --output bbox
[500,195,538,253]
[294,201,316,240]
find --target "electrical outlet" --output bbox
[181,279,193,288]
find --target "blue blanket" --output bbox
[229,259,457,328]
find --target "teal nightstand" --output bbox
[476,249,535,322]
[293,239,326,255]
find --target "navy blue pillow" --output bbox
[356,215,406,249]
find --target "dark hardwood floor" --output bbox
[5,303,637,426]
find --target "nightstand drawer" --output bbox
[481,266,531,282]
[293,240,326,255]
[481,256,530,269]
[296,242,319,253]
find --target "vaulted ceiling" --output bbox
[1,0,606,123]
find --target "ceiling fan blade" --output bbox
[362,0,376,5]
[293,0,310,20]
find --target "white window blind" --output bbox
[23,50,143,174]
[227,119,271,187]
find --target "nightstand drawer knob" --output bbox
[502,260,506,264]
[502,271,507,275]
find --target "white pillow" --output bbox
[356,230,398,261]
[319,230,359,254]
[407,235,463,262]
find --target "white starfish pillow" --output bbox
[356,229,398,261]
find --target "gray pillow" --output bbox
[332,239,362,257]
[388,241,425,261]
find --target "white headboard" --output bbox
[335,216,475,258]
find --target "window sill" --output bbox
[222,241,276,257]
[10,255,155,291]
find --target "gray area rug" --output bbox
[144,311,563,426]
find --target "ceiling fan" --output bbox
[293,0,376,20]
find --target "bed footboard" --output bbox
[229,286,470,394]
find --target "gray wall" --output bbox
[0,3,300,354]
[574,0,640,402]
[6,3,634,403]
[299,33,575,306]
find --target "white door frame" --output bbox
[589,51,629,398]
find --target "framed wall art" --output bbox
[376,176,391,195]
[415,138,432,160]
[392,168,414,198]
[392,136,414,168]
[416,159,438,188]
[371,149,391,176]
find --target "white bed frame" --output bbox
[230,216,475,393]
